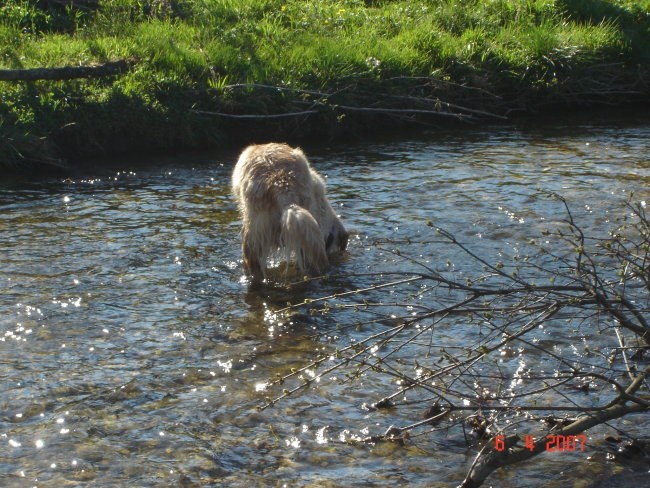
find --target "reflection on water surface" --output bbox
[1,119,649,487]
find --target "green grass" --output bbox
[1,0,649,170]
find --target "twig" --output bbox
[193,109,319,119]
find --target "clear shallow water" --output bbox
[1,119,649,487]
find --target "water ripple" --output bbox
[1,122,649,486]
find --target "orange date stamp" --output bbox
[495,434,587,452]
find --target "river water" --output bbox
[1,117,649,487]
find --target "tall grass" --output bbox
[1,0,648,170]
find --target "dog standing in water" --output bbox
[232,143,348,284]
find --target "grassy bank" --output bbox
[1,0,649,170]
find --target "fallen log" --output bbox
[0,57,137,82]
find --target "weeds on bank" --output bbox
[1,0,648,168]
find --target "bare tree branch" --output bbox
[459,399,649,488]
[259,196,650,487]
[0,58,138,82]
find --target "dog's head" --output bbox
[309,169,348,256]
[325,217,348,254]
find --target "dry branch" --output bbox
[0,58,138,82]
[459,398,649,488]
[203,79,508,122]
[259,196,650,487]
[193,109,319,119]
[40,0,99,8]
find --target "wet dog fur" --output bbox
[232,143,348,283]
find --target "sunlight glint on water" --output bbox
[1,120,649,487]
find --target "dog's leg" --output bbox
[242,231,264,284]
[281,204,328,275]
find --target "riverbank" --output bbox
[1,0,649,172]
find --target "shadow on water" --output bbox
[0,116,649,486]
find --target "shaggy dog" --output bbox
[232,143,348,284]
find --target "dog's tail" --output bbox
[280,204,328,274]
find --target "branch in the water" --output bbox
[458,401,649,488]
[257,197,649,487]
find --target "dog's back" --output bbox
[232,143,347,283]
[232,143,314,214]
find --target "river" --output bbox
[1,115,649,487]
